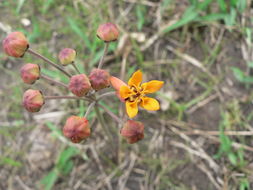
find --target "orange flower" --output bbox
[119,70,164,118]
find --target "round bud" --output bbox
[120,120,144,144]
[63,116,90,143]
[58,48,76,66]
[20,63,40,84]
[2,31,29,57]
[23,89,44,112]
[89,69,110,91]
[96,23,119,42]
[69,74,91,97]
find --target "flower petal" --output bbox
[142,80,164,94]
[110,76,127,91]
[119,85,132,99]
[128,70,142,87]
[140,97,160,111]
[126,100,138,118]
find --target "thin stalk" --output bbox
[71,62,81,74]
[98,43,109,69]
[44,95,90,101]
[40,74,68,89]
[97,91,115,100]
[94,106,113,141]
[97,103,122,124]
[84,102,96,118]
[27,48,71,78]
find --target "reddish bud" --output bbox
[20,63,40,84]
[63,116,90,143]
[120,120,144,144]
[23,89,44,112]
[58,48,76,66]
[89,69,110,91]
[69,74,91,97]
[97,23,119,42]
[2,31,29,57]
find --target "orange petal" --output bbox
[119,85,132,99]
[110,76,127,91]
[142,80,164,94]
[140,97,160,111]
[128,70,142,87]
[126,100,138,118]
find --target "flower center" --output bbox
[127,85,144,102]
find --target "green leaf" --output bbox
[57,147,78,171]
[232,67,253,83]
[0,157,22,167]
[198,13,227,22]
[16,0,26,13]
[224,8,237,26]
[228,152,237,166]
[217,0,227,12]
[136,5,146,31]
[67,17,92,49]
[40,169,58,190]
[62,160,74,175]
[42,0,54,14]
[237,0,247,13]
[163,6,198,33]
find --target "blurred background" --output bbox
[0,0,253,189]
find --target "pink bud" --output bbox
[2,31,29,57]
[89,69,110,91]
[58,48,76,66]
[97,23,119,42]
[20,63,40,84]
[23,89,44,112]
[69,74,91,97]
[63,116,91,143]
[120,120,144,144]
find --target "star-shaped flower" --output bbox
[116,70,163,118]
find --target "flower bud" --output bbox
[110,76,127,102]
[63,116,90,143]
[69,74,91,97]
[20,63,40,84]
[23,89,44,112]
[2,31,29,57]
[97,23,119,42]
[89,69,110,90]
[58,48,76,66]
[120,120,144,144]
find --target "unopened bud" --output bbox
[2,31,29,57]
[97,23,119,42]
[20,63,40,84]
[120,120,144,144]
[63,116,90,143]
[23,89,44,112]
[89,69,110,91]
[58,48,76,66]
[69,74,91,97]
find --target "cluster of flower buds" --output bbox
[2,22,161,145]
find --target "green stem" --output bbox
[27,48,71,78]
[40,74,68,89]
[84,102,96,118]
[94,106,113,141]
[97,103,122,124]
[44,95,90,101]
[98,43,109,69]
[71,62,81,74]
